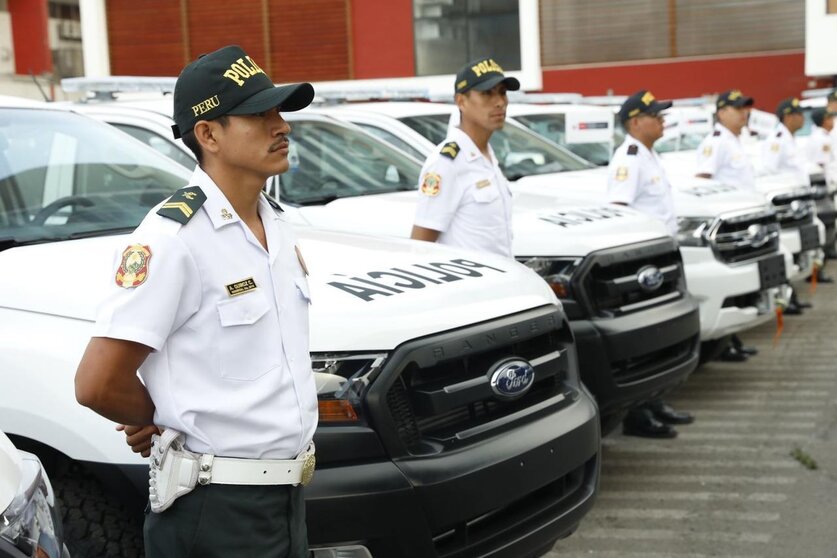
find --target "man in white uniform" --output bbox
[696,89,756,190]
[694,90,761,360]
[75,45,318,557]
[608,90,694,438]
[411,57,517,257]
[762,97,810,186]
[806,107,835,175]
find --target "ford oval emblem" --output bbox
[637,265,664,292]
[747,224,769,248]
[488,359,536,399]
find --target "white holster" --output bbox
[148,429,200,513]
[148,430,317,514]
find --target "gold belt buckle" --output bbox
[300,452,316,486]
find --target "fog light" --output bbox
[310,545,373,558]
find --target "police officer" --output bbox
[694,90,760,360]
[74,45,317,557]
[608,90,694,438]
[828,91,837,157]
[410,57,518,256]
[696,89,756,189]
[762,97,810,186]
[805,107,835,174]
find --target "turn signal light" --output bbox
[318,399,359,422]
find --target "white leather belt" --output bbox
[196,443,316,487]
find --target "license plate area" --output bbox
[759,253,786,290]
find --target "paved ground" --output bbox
[549,280,837,558]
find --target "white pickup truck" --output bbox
[320,101,785,352]
[0,97,601,558]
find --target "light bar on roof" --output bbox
[61,76,177,94]
[312,87,431,104]
[507,92,583,104]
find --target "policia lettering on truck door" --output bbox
[410,58,517,257]
[693,90,762,361]
[74,45,318,558]
[607,90,696,439]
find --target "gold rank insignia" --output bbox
[421,172,441,196]
[115,244,152,288]
[220,208,233,220]
[702,146,712,157]
[295,245,309,276]
[770,143,780,152]
[615,166,629,181]
[157,186,207,224]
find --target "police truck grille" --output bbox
[576,238,685,317]
[378,307,574,456]
[771,191,815,229]
[709,209,780,264]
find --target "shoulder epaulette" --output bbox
[776,131,783,138]
[440,142,460,160]
[627,144,638,155]
[262,191,284,212]
[713,130,721,136]
[157,186,206,224]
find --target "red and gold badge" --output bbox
[420,172,441,197]
[115,244,152,288]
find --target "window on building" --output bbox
[413,0,520,76]
[540,0,803,67]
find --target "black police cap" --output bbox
[618,90,672,123]
[454,58,520,94]
[171,45,314,139]
[716,89,754,109]
[775,97,803,120]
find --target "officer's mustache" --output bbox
[269,135,289,152]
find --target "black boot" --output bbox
[623,407,677,439]
[647,399,695,425]
[731,334,758,356]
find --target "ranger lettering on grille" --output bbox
[539,207,630,227]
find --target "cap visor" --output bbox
[227,82,315,115]
[649,100,673,114]
[470,75,521,92]
[731,96,755,107]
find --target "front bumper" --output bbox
[307,388,600,558]
[682,247,779,341]
[571,296,699,416]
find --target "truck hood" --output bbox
[0,230,557,353]
[292,188,671,257]
[510,166,770,220]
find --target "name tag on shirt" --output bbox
[226,278,257,297]
[476,179,492,189]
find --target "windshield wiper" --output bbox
[67,226,136,239]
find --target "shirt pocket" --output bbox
[216,290,279,381]
[472,182,500,203]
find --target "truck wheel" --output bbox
[54,463,144,558]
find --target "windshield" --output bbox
[513,113,612,166]
[0,108,190,246]
[279,119,422,205]
[399,113,594,179]
[654,132,705,153]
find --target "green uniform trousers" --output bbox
[144,483,307,558]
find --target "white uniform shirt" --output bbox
[94,167,317,459]
[761,123,811,186]
[695,123,755,190]
[414,127,513,257]
[806,125,833,168]
[607,135,678,236]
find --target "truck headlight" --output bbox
[676,217,712,247]
[518,257,581,299]
[311,353,388,423]
[0,453,63,558]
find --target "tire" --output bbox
[53,463,144,558]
